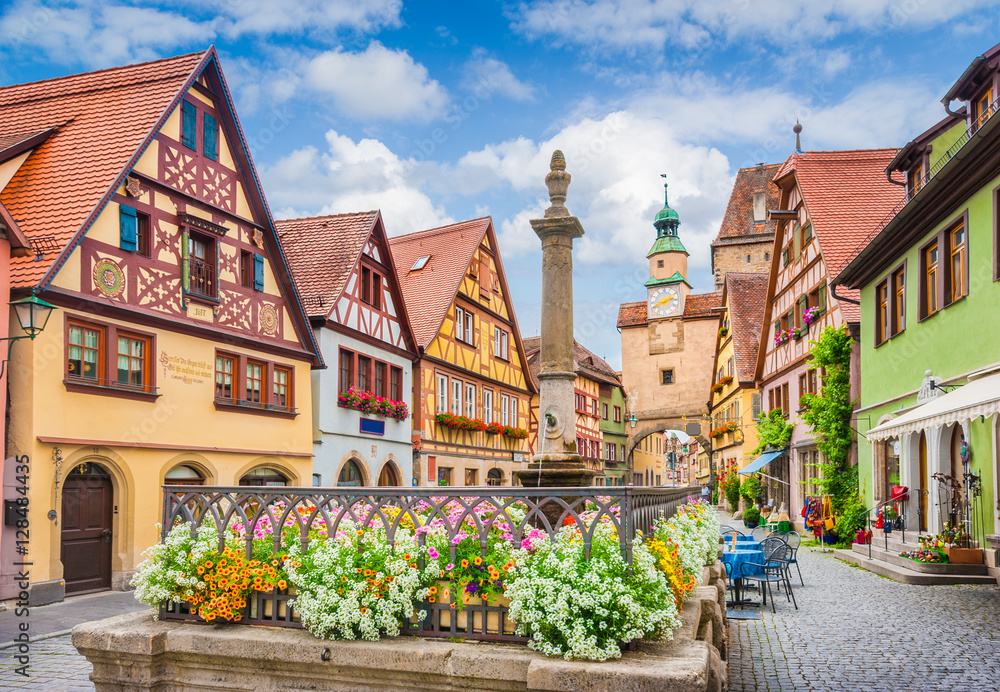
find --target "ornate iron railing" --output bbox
[158,485,699,640]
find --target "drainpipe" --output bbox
[830,283,860,306]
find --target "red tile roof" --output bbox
[389,218,492,349]
[774,149,903,322]
[276,211,379,318]
[0,50,207,286]
[712,163,781,246]
[724,272,768,383]
[616,301,647,328]
[522,336,622,388]
[683,291,723,318]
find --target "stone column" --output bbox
[515,152,597,490]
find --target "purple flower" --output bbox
[465,582,478,594]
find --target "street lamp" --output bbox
[627,414,638,429]
[0,289,56,377]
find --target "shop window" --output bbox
[240,467,288,487]
[486,468,503,486]
[437,467,452,486]
[337,460,364,487]
[465,468,478,486]
[164,465,205,486]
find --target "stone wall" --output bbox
[711,241,773,291]
[73,561,731,692]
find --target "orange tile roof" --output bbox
[276,211,379,318]
[774,149,903,322]
[616,300,647,328]
[683,291,722,318]
[0,50,207,286]
[522,336,622,388]
[389,217,492,349]
[725,272,768,383]
[712,163,781,246]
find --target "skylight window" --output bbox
[411,256,430,271]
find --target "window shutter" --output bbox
[797,294,808,322]
[204,113,218,161]
[252,253,264,291]
[181,101,197,150]
[119,205,138,251]
[818,281,827,313]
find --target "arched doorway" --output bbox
[239,467,288,487]
[486,468,503,487]
[377,461,400,487]
[338,459,365,487]
[918,432,928,531]
[61,462,113,595]
[164,464,205,486]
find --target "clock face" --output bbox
[649,286,680,317]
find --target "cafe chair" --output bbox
[739,541,798,613]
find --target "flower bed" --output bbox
[338,387,409,421]
[135,488,717,661]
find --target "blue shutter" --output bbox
[203,113,218,161]
[119,205,137,251]
[181,101,196,150]
[253,253,264,291]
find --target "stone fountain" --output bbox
[515,151,597,490]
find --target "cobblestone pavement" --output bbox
[728,547,1000,692]
[0,634,93,690]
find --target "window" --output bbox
[119,205,150,256]
[483,389,494,424]
[357,356,371,391]
[411,256,430,272]
[591,399,598,416]
[68,323,102,382]
[751,392,762,419]
[390,366,402,401]
[436,374,448,413]
[465,382,476,418]
[246,360,264,403]
[452,378,462,414]
[464,468,478,486]
[661,369,674,385]
[114,334,148,388]
[437,467,452,486]
[487,468,502,486]
[908,162,924,197]
[240,467,288,487]
[241,251,264,291]
[973,83,995,132]
[876,281,889,345]
[361,265,382,310]
[494,327,509,359]
[602,403,609,419]
[746,254,751,263]
[273,366,291,408]
[922,239,940,318]
[613,405,622,422]
[808,280,827,315]
[657,260,664,268]
[893,266,905,333]
[187,232,217,298]
[181,100,197,150]
[203,113,218,161]
[374,362,386,397]
[727,356,734,378]
[764,252,770,261]
[455,308,473,344]
[501,393,510,425]
[949,223,967,303]
[339,349,354,392]
[753,192,766,222]
[215,354,235,400]
[510,396,518,427]
[782,383,789,417]
[164,464,205,486]
[338,460,364,487]
[782,246,790,267]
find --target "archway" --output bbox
[376,460,401,487]
[486,468,503,487]
[164,464,205,486]
[61,461,113,594]
[239,467,289,487]
[338,459,365,487]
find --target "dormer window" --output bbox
[908,162,924,198]
[972,83,995,133]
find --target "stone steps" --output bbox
[835,547,998,585]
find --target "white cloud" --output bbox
[462,50,537,102]
[215,0,401,37]
[304,42,450,121]
[261,130,454,236]
[510,0,1000,51]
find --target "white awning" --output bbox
[867,372,1000,442]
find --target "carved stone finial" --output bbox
[544,150,571,218]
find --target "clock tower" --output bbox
[645,183,690,319]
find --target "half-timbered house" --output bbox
[754,149,901,525]
[523,337,626,485]
[278,211,417,487]
[0,49,321,604]
[389,218,535,487]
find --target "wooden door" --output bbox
[918,432,928,532]
[61,464,113,594]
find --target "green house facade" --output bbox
[836,42,1000,543]
[600,382,628,485]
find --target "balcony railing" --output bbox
[158,485,699,639]
[187,257,217,298]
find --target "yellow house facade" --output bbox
[390,218,535,487]
[2,50,320,604]
[708,273,768,475]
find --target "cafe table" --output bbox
[721,546,765,607]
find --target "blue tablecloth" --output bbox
[723,537,761,551]
[721,548,764,578]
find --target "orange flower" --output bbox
[461,559,469,568]
[428,586,437,595]
[277,580,287,590]
[473,557,482,566]
[428,596,436,603]
[204,561,214,569]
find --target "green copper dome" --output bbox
[647,181,686,257]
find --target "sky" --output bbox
[2,1,999,368]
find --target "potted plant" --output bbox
[743,505,760,529]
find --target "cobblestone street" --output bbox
[0,634,93,691]
[728,547,1000,692]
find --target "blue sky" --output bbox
[2,1,999,368]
